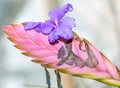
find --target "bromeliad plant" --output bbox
[3,3,120,88]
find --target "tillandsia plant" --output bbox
[2,3,120,88]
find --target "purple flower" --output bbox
[23,3,75,43]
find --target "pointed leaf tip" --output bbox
[83,38,92,45]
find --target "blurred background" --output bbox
[0,0,120,88]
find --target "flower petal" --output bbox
[48,30,59,43]
[54,25,74,40]
[45,20,56,26]
[23,22,40,30]
[59,17,75,28]
[23,22,44,32]
[48,25,74,43]
[62,3,73,12]
[41,25,53,34]
[48,3,73,20]
[41,20,55,34]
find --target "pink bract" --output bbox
[3,24,120,87]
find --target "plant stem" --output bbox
[44,67,51,88]
[55,70,63,88]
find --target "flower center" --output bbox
[54,20,59,27]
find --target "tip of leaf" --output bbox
[22,52,30,56]
[31,59,41,63]
[83,38,92,45]
[73,32,79,39]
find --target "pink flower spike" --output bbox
[3,24,120,87]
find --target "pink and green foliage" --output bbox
[3,24,120,87]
